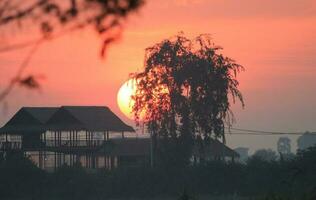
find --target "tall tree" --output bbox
[132,33,244,166]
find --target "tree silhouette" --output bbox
[277,137,291,155]
[297,131,316,150]
[132,33,244,166]
[251,149,278,162]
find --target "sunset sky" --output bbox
[0,0,316,153]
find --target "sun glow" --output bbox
[117,79,137,119]
[117,78,170,120]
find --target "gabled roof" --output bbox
[193,139,239,158]
[23,107,58,123]
[0,106,134,134]
[46,106,135,132]
[0,107,58,133]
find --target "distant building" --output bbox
[0,106,239,171]
[297,132,316,150]
[234,147,249,162]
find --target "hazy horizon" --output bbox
[0,0,315,154]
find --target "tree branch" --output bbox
[0,39,42,101]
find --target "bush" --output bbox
[1,147,316,199]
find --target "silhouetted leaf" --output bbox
[18,75,41,89]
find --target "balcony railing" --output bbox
[44,139,105,148]
[0,140,107,151]
[0,141,22,150]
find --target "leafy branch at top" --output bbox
[0,0,145,56]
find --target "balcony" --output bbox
[0,141,22,150]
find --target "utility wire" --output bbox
[225,127,316,135]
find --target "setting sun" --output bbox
[117,79,137,119]
[117,78,170,121]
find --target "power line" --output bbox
[227,132,303,136]
[225,127,316,135]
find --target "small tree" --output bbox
[277,137,291,155]
[251,149,278,162]
[132,33,244,167]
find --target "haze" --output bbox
[0,0,315,153]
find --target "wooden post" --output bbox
[88,131,90,146]
[72,130,75,147]
[86,131,88,146]
[59,152,61,168]
[39,150,42,169]
[58,131,61,147]
[87,131,89,146]
[39,134,42,169]
[91,131,94,146]
[54,131,56,147]
[44,131,46,145]
[90,131,92,146]
[70,153,72,166]
[85,131,88,146]
[75,131,78,147]
[43,150,46,169]
[39,132,41,146]
[54,151,56,170]
[107,156,110,170]
[57,131,59,146]
[72,130,74,147]
[57,152,59,168]
[69,131,71,147]
[88,154,90,168]
[105,156,107,169]
[88,131,91,147]
[105,156,109,169]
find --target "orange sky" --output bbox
[1,0,316,153]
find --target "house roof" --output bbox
[99,137,238,158]
[23,107,58,123]
[100,138,151,156]
[0,107,58,133]
[193,139,240,158]
[46,106,135,132]
[0,106,134,134]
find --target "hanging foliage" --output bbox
[132,33,244,166]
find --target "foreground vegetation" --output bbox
[0,146,316,200]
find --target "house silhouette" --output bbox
[0,106,238,171]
